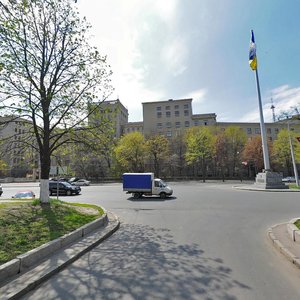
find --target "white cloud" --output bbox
[161,37,188,76]
[238,85,300,122]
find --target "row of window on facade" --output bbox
[157,110,190,118]
[157,121,191,129]
[156,104,189,111]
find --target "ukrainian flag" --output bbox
[249,30,257,70]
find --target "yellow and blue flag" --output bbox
[249,30,257,70]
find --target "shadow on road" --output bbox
[25,222,252,299]
[127,196,177,202]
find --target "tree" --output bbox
[185,126,215,181]
[114,132,146,173]
[224,126,247,177]
[273,129,300,175]
[0,0,113,202]
[242,136,264,175]
[145,135,169,177]
[214,132,228,180]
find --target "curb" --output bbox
[0,211,120,300]
[268,223,300,269]
[233,186,300,192]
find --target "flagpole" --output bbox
[254,68,271,171]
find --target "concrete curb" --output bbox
[233,186,300,192]
[0,211,120,300]
[268,223,300,269]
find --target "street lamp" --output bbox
[287,120,299,187]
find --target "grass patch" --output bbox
[289,184,300,190]
[295,219,300,230]
[0,199,104,265]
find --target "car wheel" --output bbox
[160,192,166,199]
[66,190,72,196]
[49,190,52,196]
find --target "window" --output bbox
[184,110,189,116]
[185,121,190,127]
[175,111,180,117]
[255,128,260,134]
[157,123,162,129]
[267,128,272,134]
[175,105,179,109]
[166,122,172,128]
[166,111,171,118]
[204,121,208,126]
[269,137,273,141]
[156,106,161,111]
[247,128,252,134]
[165,105,170,110]
[194,120,199,126]
[275,128,279,134]
[175,122,181,128]
[166,131,172,137]
[157,112,162,118]
[184,104,189,109]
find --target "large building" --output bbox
[89,98,300,140]
[0,116,37,177]
[142,98,216,137]
[88,99,128,138]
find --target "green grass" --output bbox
[295,219,300,230]
[0,199,104,265]
[289,184,300,190]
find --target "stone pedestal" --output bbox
[254,171,288,189]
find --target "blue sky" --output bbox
[77,0,300,123]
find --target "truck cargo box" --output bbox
[122,173,153,192]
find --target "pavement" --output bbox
[234,184,300,269]
[0,186,300,299]
[268,220,300,269]
[0,211,120,300]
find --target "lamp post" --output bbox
[287,121,299,187]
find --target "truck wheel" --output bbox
[133,193,140,199]
[160,192,166,199]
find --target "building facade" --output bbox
[88,99,128,138]
[142,98,216,137]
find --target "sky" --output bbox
[77,0,300,123]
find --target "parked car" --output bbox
[282,176,296,183]
[0,184,3,196]
[49,181,81,196]
[71,179,90,186]
[12,190,35,199]
[69,177,80,183]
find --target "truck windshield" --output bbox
[160,180,167,187]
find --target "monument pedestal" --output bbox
[254,171,288,189]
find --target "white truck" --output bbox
[122,173,173,199]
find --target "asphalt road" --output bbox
[3,181,300,299]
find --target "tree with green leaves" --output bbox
[224,126,247,177]
[145,135,169,177]
[114,132,146,173]
[0,0,113,202]
[185,126,215,181]
[273,129,300,175]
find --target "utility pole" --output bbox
[287,120,299,186]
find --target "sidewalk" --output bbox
[0,212,120,300]
[268,221,300,268]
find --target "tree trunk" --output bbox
[39,150,51,203]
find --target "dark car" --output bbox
[49,181,81,196]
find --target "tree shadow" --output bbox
[25,222,252,299]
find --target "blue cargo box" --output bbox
[122,173,153,191]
